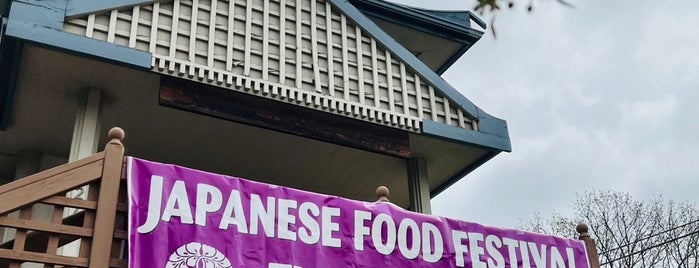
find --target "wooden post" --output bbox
[88,127,125,268]
[376,186,390,202]
[577,223,601,268]
[407,158,431,214]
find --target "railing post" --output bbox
[577,223,601,268]
[376,186,390,202]
[88,127,125,268]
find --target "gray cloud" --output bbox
[393,0,699,228]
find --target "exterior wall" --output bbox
[63,0,477,132]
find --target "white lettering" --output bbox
[278,199,298,241]
[529,242,547,268]
[195,183,222,226]
[218,189,248,233]
[354,210,372,251]
[161,180,193,224]
[567,247,576,268]
[397,218,420,259]
[486,235,505,268]
[468,232,486,268]
[298,202,320,245]
[250,194,276,237]
[503,238,520,268]
[372,214,396,255]
[519,241,532,268]
[321,206,341,247]
[137,175,164,233]
[550,246,566,268]
[422,222,443,263]
[452,230,469,267]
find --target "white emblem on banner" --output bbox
[166,242,232,268]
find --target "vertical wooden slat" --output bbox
[13,208,31,250]
[457,108,466,128]
[370,38,379,109]
[262,0,270,81]
[111,211,126,259]
[88,129,125,268]
[86,14,96,38]
[400,63,408,115]
[129,6,140,48]
[188,0,200,62]
[243,0,253,76]
[169,0,181,59]
[355,26,364,106]
[428,86,437,121]
[340,14,349,100]
[414,74,423,119]
[325,2,334,97]
[107,10,118,43]
[79,182,99,258]
[386,51,395,112]
[226,0,235,71]
[9,207,32,268]
[294,0,302,89]
[149,3,160,54]
[46,205,65,254]
[444,98,451,125]
[279,0,287,85]
[207,0,217,68]
[310,0,322,93]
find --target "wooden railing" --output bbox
[0,128,126,268]
[0,127,600,267]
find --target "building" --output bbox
[0,1,510,263]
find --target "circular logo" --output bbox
[166,242,232,268]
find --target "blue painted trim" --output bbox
[430,151,499,197]
[350,0,477,38]
[332,0,510,150]
[6,19,151,69]
[0,17,22,130]
[330,0,486,121]
[9,0,67,29]
[422,120,511,152]
[7,0,151,69]
[350,0,483,75]
[66,0,157,18]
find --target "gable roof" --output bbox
[4,0,510,153]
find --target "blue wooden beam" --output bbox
[66,0,158,18]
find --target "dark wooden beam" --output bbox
[159,77,410,158]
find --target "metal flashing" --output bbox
[66,0,158,18]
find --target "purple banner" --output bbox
[128,157,590,268]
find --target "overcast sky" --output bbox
[391,0,699,229]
